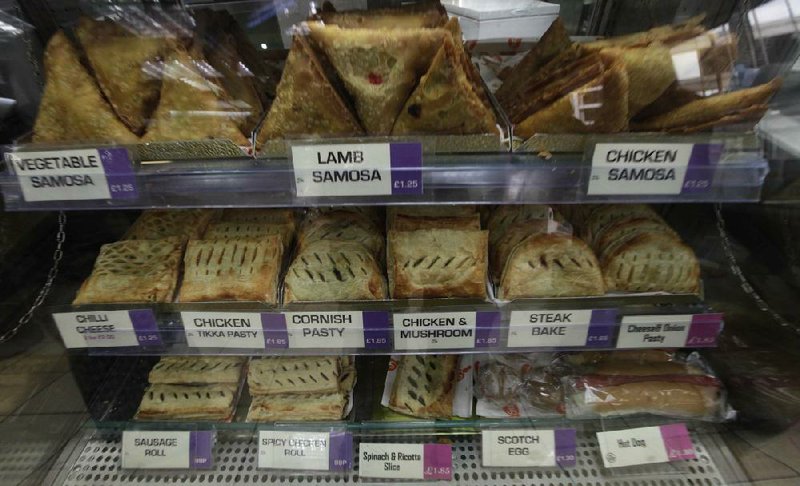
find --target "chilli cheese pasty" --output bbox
[124,209,215,242]
[73,238,182,304]
[178,236,283,303]
[284,240,387,303]
[499,233,605,299]
[388,228,488,299]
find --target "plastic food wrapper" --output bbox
[563,351,736,422]
[381,355,474,419]
[475,353,568,418]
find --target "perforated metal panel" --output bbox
[49,429,740,485]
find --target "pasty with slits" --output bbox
[148,357,246,384]
[499,233,605,299]
[246,392,347,422]
[178,236,283,303]
[202,221,294,249]
[388,355,458,418]
[73,238,182,304]
[124,209,215,242]
[284,240,386,302]
[248,357,340,395]
[601,231,700,293]
[388,228,488,299]
[135,383,238,421]
[297,211,384,261]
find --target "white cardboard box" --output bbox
[443,0,560,41]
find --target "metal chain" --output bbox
[714,203,796,332]
[0,211,66,344]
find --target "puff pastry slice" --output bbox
[389,214,481,231]
[490,224,551,281]
[248,356,340,395]
[203,221,294,249]
[297,211,384,260]
[125,209,215,241]
[246,392,347,422]
[602,231,700,293]
[388,229,488,299]
[499,233,605,299]
[178,236,283,303]
[583,204,662,246]
[487,205,555,246]
[148,356,246,384]
[135,383,238,421]
[388,205,477,219]
[596,218,678,261]
[284,240,387,302]
[388,355,458,419]
[73,238,182,304]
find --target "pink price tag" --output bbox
[660,424,696,461]
[423,444,452,480]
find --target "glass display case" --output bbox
[1,1,799,485]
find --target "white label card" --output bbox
[360,443,423,479]
[258,431,330,471]
[284,311,365,348]
[292,143,391,197]
[182,312,264,348]
[617,315,692,348]
[53,310,138,349]
[587,143,694,195]
[508,310,593,347]
[596,425,696,469]
[393,312,476,350]
[482,430,556,467]
[122,431,190,469]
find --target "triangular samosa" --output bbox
[515,51,629,138]
[75,17,169,135]
[33,31,138,144]
[613,46,676,118]
[307,23,444,134]
[257,35,363,142]
[392,34,496,135]
[143,48,249,145]
[496,18,571,107]
[631,77,782,133]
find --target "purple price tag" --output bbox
[681,143,722,194]
[555,429,577,467]
[659,424,696,461]
[389,142,423,195]
[363,311,392,349]
[329,431,353,471]
[685,313,723,347]
[261,313,289,349]
[423,444,452,480]
[585,309,617,348]
[129,309,161,346]
[98,147,138,200]
[189,431,214,469]
[475,311,501,348]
